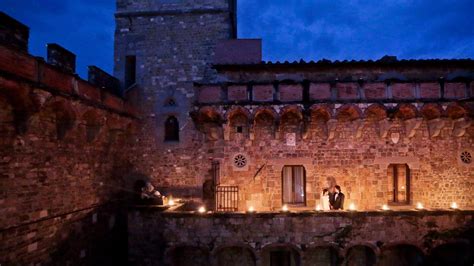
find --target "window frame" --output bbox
[281,165,306,206]
[388,164,411,205]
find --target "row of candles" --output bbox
[167,197,460,213]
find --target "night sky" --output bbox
[3,0,474,78]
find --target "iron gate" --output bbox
[215,186,239,212]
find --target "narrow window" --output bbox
[164,116,179,141]
[388,164,411,204]
[125,55,136,89]
[212,160,220,185]
[282,165,306,205]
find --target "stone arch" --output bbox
[344,244,377,266]
[393,104,419,120]
[212,244,257,266]
[426,241,473,266]
[166,245,210,266]
[420,103,443,120]
[0,95,16,138]
[336,104,362,122]
[305,244,341,266]
[253,107,278,140]
[310,104,333,121]
[261,243,302,266]
[364,104,387,122]
[226,106,251,139]
[196,107,224,141]
[81,109,103,143]
[279,105,304,138]
[40,99,77,140]
[379,243,425,266]
[446,103,468,119]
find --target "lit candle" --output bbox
[450,202,458,209]
[198,206,206,213]
[416,202,424,210]
[382,204,389,211]
[315,204,321,211]
[282,204,288,212]
[349,203,356,211]
[248,206,255,213]
[168,197,175,206]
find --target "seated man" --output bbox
[140,182,164,205]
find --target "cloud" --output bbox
[2,0,473,79]
[238,0,474,61]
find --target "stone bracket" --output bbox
[404,118,423,138]
[452,118,471,137]
[428,118,445,138]
[327,119,337,140]
[378,119,392,138]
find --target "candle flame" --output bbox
[416,202,424,210]
[382,204,389,211]
[282,204,288,212]
[198,206,206,213]
[248,206,255,213]
[450,202,458,209]
[315,204,321,211]
[349,203,356,211]
[168,197,175,206]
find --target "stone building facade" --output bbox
[0,0,474,265]
[113,0,474,212]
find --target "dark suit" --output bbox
[331,192,345,210]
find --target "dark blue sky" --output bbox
[3,0,474,78]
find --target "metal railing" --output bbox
[215,186,239,212]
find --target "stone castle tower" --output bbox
[114,0,238,196]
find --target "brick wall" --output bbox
[128,209,474,265]
[0,43,137,264]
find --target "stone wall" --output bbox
[128,208,474,266]
[0,39,138,264]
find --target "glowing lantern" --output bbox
[168,197,175,206]
[198,206,206,213]
[248,206,255,213]
[382,204,390,211]
[416,202,424,210]
[282,204,289,212]
[450,202,458,209]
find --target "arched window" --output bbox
[388,164,411,204]
[165,116,179,141]
[282,165,306,205]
